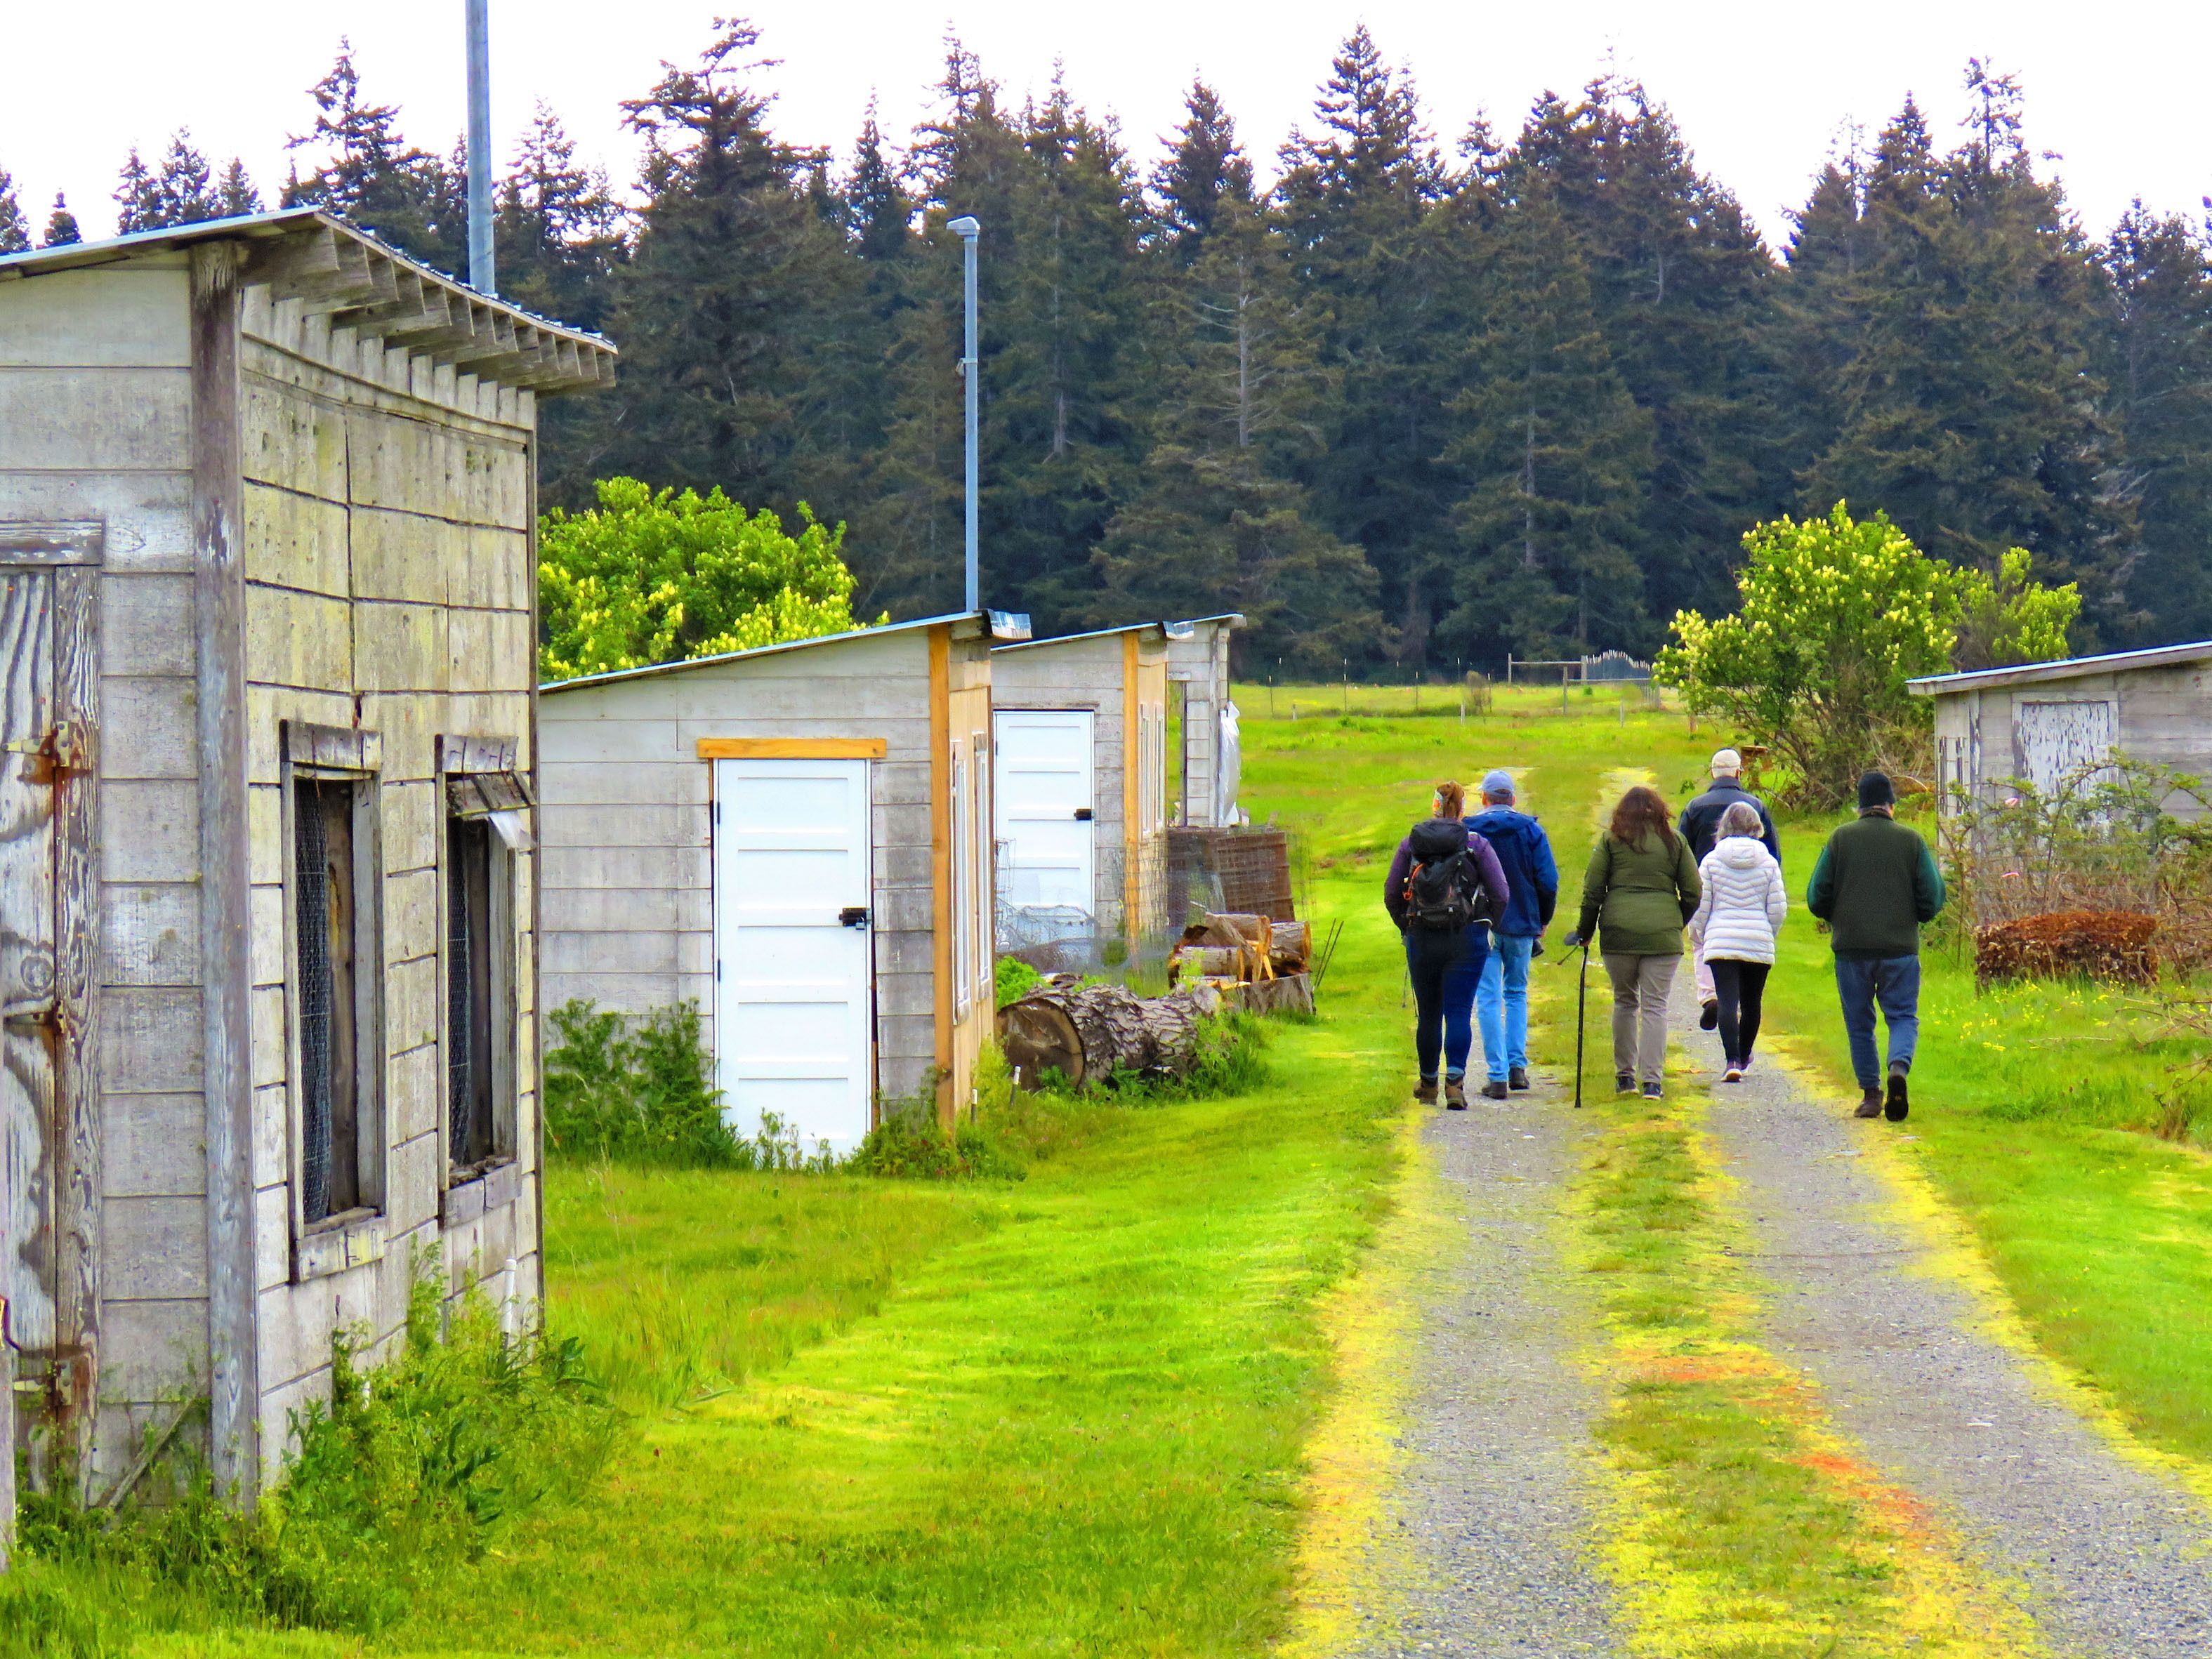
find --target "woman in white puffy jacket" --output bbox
[1688,801,1788,1082]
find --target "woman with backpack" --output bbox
[1384,782,1510,1109]
[1687,800,1788,1083]
[1563,784,1701,1099]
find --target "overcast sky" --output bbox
[4,2,2204,251]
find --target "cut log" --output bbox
[1225,973,1315,1017]
[998,983,1220,1089]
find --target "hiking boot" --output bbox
[1481,1079,1509,1101]
[1854,1089,1883,1119]
[1444,1078,1468,1110]
[1885,1069,1910,1123]
[1699,1000,1720,1031]
[1508,1066,1531,1092]
[1415,1078,1439,1104]
[1640,1080,1665,1100]
[1615,1072,1636,1095]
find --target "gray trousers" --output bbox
[1603,951,1680,1085]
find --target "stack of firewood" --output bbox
[1168,912,1315,1015]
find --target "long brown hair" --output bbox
[1433,780,1466,819]
[1609,784,1678,852]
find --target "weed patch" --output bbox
[544,999,739,1168]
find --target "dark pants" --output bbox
[1406,925,1489,1080]
[1709,958,1771,1069]
[1836,955,1921,1088]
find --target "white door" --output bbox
[0,570,55,1354]
[2015,700,2116,798]
[711,758,873,1158]
[994,710,1095,915]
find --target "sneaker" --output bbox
[1416,1078,1439,1104]
[1699,1001,1719,1031]
[1640,1080,1664,1100]
[1444,1078,1468,1111]
[1885,1070,1910,1123]
[1615,1072,1636,1095]
[1481,1079,1509,1101]
[1854,1089,1883,1119]
[1508,1066,1531,1092]
[1723,1066,1744,1083]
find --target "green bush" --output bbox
[544,999,746,1167]
[994,956,1044,1008]
[6,1267,613,1641]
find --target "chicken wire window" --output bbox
[442,737,532,1182]
[953,742,974,1018]
[283,721,386,1238]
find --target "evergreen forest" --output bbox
[6,25,2208,673]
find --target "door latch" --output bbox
[838,906,871,930]
[1073,807,1093,821]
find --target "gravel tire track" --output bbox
[1680,971,2212,1655]
[1346,1078,1625,1657]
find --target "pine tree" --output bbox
[1152,79,1251,263]
[284,39,460,268]
[1804,76,2132,630]
[594,20,845,513]
[1277,27,1451,665]
[1440,172,1653,659]
[0,168,27,253]
[1774,151,1867,477]
[1094,148,1378,668]
[42,193,79,248]
[2101,204,2212,640]
[149,130,218,226]
[216,159,261,218]
[114,147,157,234]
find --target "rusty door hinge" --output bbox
[5,721,94,774]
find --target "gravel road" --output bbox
[1683,974,2212,1655]
[1344,1079,1625,1658]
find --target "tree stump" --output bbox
[998,983,1219,1088]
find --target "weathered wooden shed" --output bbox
[537,614,998,1148]
[0,209,612,1523]
[1909,642,2212,817]
[991,623,1171,958]
[1161,613,1244,829]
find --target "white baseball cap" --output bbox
[1711,748,1742,776]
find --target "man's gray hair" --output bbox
[1719,801,1764,840]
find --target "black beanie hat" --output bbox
[1857,771,1895,810]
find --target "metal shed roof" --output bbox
[1907,640,2212,696]
[992,619,1168,653]
[540,612,985,694]
[0,208,616,395]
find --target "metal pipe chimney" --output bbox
[465,0,494,295]
[948,216,981,614]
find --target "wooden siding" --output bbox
[539,626,959,1104]
[1164,622,1236,828]
[1930,662,2212,821]
[237,289,542,1448]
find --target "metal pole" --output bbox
[949,216,982,613]
[465,0,494,295]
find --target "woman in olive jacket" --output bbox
[1564,784,1701,1098]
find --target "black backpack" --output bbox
[1403,818,1489,932]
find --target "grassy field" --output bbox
[11,684,2212,1655]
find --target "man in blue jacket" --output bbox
[1466,769,1560,1100]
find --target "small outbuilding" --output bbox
[0,209,612,1520]
[1162,614,1245,829]
[536,615,998,1151]
[990,623,1171,964]
[1909,641,2212,817]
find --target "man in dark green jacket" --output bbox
[1805,771,1947,1122]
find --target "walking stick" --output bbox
[1573,940,1590,1110]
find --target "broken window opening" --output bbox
[447,814,497,1172]
[296,778,360,1224]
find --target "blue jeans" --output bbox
[1476,934,1536,1080]
[1836,956,1921,1088]
[1407,925,1490,1080]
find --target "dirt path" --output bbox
[1682,973,2212,1655]
[1341,1080,1624,1658]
